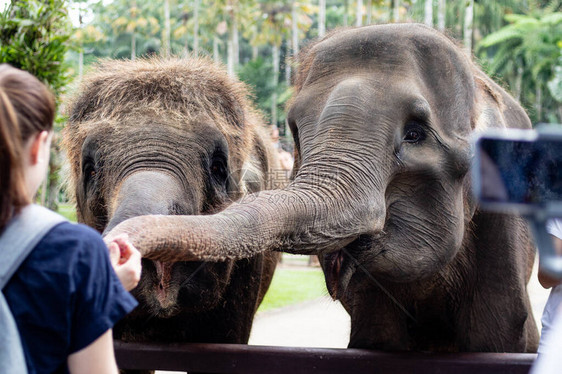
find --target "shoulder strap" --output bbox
[0,204,67,289]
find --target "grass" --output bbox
[257,266,328,313]
[57,203,77,222]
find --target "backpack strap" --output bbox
[0,204,67,289]
[0,204,67,374]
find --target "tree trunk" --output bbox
[393,0,400,22]
[131,32,136,60]
[252,46,258,60]
[213,36,220,63]
[184,36,189,57]
[438,0,446,31]
[463,0,473,53]
[343,0,349,26]
[78,49,84,82]
[271,44,280,126]
[515,66,523,101]
[40,177,46,206]
[319,0,326,37]
[292,0,299,63]
[366,0,372,25]
[228,1,239,68]
[233,17,239,67]
[285,36,292,85]
[227,37,234,76]
[163,0,170,57]
[193,0,200,55]
[424,0,433,26]
[536,83,542,122]
[77,7,84,82]
[356,0,363,26]
[46,147,60,211]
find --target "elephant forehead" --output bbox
[292,25,475,139]
[304,24,475,99]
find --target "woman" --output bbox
[0,64,141,373]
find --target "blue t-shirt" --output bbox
[4,222,138,374]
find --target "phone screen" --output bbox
[477,138,562,205]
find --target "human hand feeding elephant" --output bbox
[105,24,539,352]
[62,57,280,366]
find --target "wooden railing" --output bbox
[114,341,536,373]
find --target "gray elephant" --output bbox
[62,57,279,361]
[106,24,539,353]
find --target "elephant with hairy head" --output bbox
[63,57,280,363]
[106,24,539,353]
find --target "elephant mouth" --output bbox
[154,261,177,310]
[323,247,358,301]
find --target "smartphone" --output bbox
[472,126,562,277]
[472,127,562,215]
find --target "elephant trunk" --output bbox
[105,160,387,262]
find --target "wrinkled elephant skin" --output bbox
[105,25,539,353]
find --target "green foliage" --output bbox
[238,57,292,127]
[0,0,74,210]
[257,267,327,312]
[57,203,77,222]
[548,63,562,102]
[478,10,562,123]
[0,0,73,97]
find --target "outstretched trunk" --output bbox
[106,167,385,262]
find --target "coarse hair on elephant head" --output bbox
[104,24,538,352]
[63,57,279,346]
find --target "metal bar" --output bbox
[114,341,536,374]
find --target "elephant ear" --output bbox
[472,69,532,131]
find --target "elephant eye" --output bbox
[210,155,228,184]
[403,124,426,144]
[84,162,97,182]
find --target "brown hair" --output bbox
[0,64,55,231]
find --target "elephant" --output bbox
[105,24,539,353]
[62,57,280,363]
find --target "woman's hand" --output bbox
[107,234,142,291]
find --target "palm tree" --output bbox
[424,0,433,26]
[463,0,474,52]
[393,0,400,22]
[162,0,171,56]
[319,0,326,36]
[109,0,160,60]
[437,0,445,30]
[366,0,373,24]
[478,11,562,122]
[193,0,200,54]
[357,0,363,26]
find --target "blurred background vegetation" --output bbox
[2,0,562,211]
